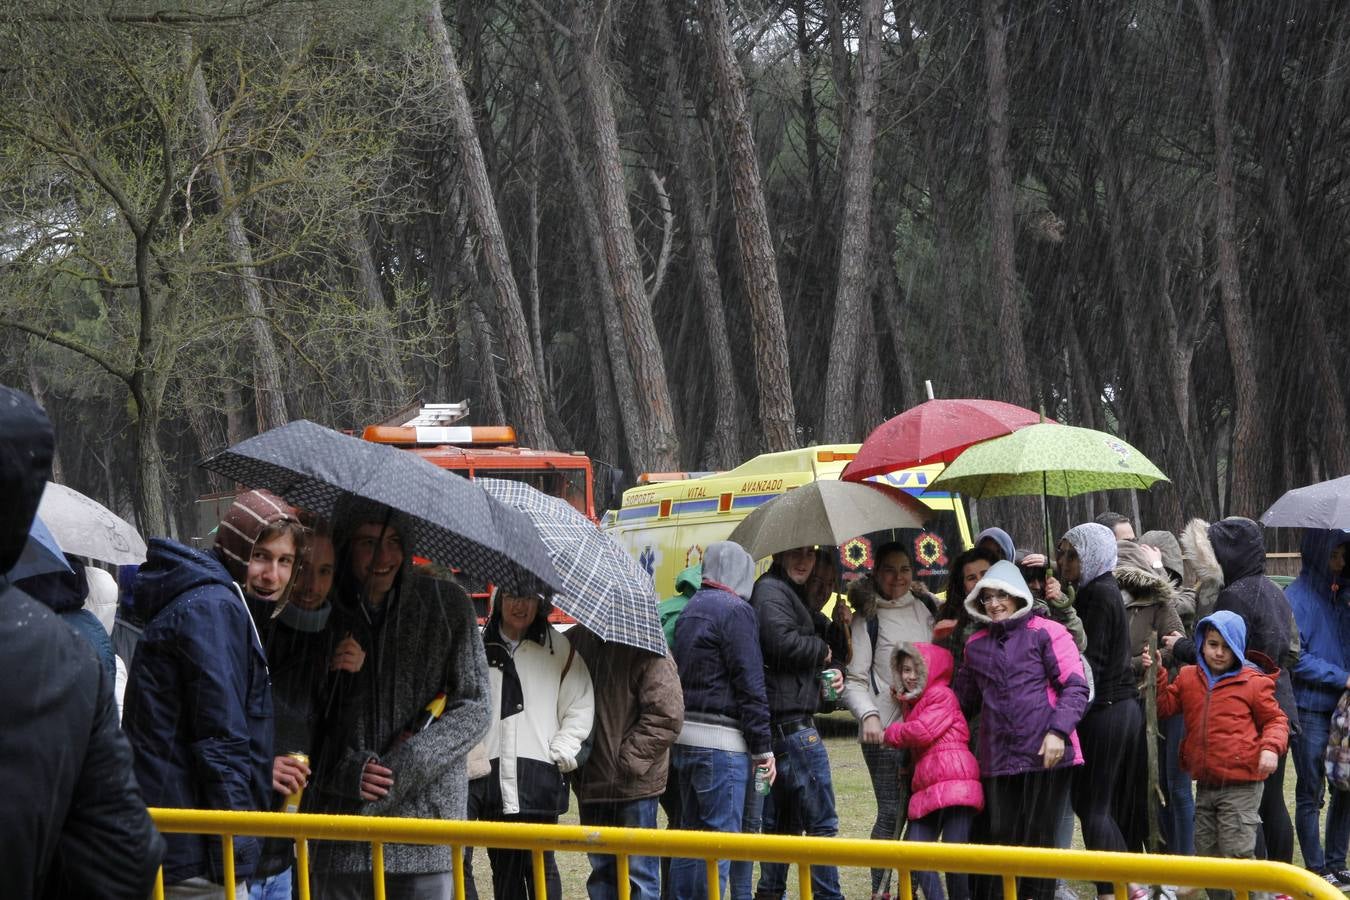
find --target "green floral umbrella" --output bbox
[928,423,1169,498]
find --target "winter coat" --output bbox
[1063,524,1138,708]
[673,585,772,755]
[569,628,683,804]
[953,561,1090,778]
[254,611,340,879]
[843,577,935,735]
[752,566,832,721]
[1287,528,1350,713]
[1203,518,1300,732]
[1156,611,1289,785]
[473,614,594,818]
[16,560,117,683]
[123,538,273,885]
[1117,541,1185,684]
[313,573,491,875]
[975,527,1016,562]
[660,564,702,650]
[884,642,984,819]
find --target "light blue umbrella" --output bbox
[8,514,75,581]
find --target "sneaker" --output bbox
[1322,871,1346,890]
[1334,869,1350,891]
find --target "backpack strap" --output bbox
[560,641,577,684]
[867,615,881,695]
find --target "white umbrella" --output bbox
[37,482,147,565]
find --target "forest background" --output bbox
[1,0,1346,541]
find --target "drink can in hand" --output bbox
[754,763,772,796]
[819,669,840,701]
[283,751,309,813]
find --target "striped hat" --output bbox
[214,489,299,584]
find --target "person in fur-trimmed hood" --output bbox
[885,641,982,900]
[1117,540,1185,685]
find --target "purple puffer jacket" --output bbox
[952,561,1091,778]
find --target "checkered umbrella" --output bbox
[201,421,561,594]
[478,478,666,655]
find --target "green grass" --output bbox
[467,711,1307,899]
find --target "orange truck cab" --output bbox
[362,402,593,623]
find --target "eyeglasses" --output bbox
[979,589,1013,607]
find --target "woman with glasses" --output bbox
[953,561,1090,900]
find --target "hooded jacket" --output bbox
[472,607,594,818]
[975,527,1016,562]
[843,576,935,734]
[953,561,1090,778]
[1063,524,1138,708]
[1202,518,1300,732]
[1287,529,1350,713]
[313,572,491,875]
[1116,540,1185,684]
[16,559,117,683]
[0,387,162,900]
[751,565,832,721]
[884,642,984,819]
[659,563,702,650]
[123,538,273,885]
[1156,611,1289,785]
[568,627,682,804]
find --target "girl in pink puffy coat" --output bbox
[885,641,983,900]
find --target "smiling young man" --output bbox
[125,489,304,900]
[312,510,491,900]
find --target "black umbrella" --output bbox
[201,420,561,593]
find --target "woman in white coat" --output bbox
[466,590,595,900]
[843,542,937,898]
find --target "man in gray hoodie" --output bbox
[312,510,492,900]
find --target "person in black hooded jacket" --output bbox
[0,385,162,899]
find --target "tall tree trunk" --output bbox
[821,0,883,440]
[424,0,553,448]
[186,47,289,431]
[532,32,648,470]
[464,293,506,426]
[927,155,970,398]
[347,210,408,406]
[698,0,798,452]
[981,0,1032,406]
[573,232,621,468]
[569,5,680,472]
[652,0,742,470]
[1193,0,1268,516]
[26,353,65,484]
[872,210,916,412]
[855,318,885,437]
[526,127,549,398]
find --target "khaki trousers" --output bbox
[1195,780,1264,900]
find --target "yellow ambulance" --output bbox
[601,444,972,599]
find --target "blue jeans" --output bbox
[581,798,661,900]
[1294,705,1350,872]
[732,758,763,900]
[670,744,750,899]
[1161,713,1195,855]
[757,726,842,900]
[248,869,292,900]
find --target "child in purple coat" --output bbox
[886,641,983,900]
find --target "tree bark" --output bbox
[573,231,621,468]
[652,0,742,470]
[821,0,884,440]
[698,0,798,452]
[532,31,648,471]
[186,48,289,431]
[347,210,408,406]
[981,0,1032,406]
[26,354,65,484]
[569,4,680,472]
[424,0,553,448]
[1193,0,1268,516]
[872,209,916,413]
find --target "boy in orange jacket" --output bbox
[1146,609,1288,894]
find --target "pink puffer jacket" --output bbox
[883,642,984,820]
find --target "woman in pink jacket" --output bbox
[885,641,983,900]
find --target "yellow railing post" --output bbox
[704,856,720,897]
[220,834,235,895]
[897,867,912,900]
[371,841,386,900]
[1002,872,1018,900]
[616,852,631,900]
[798,859,814,900]
[532,849,547,897]
[153,867,165,900]
[295,835,311,900]
[452,844,465,899]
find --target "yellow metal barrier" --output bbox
[150,808,1342,900]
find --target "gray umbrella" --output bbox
[201,420,561,593]
[726,479,931,561]
[479,479,665,654]
[1261,474,1350,529]
[38,482,147,564]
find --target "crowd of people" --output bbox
[5,381,1350,900]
